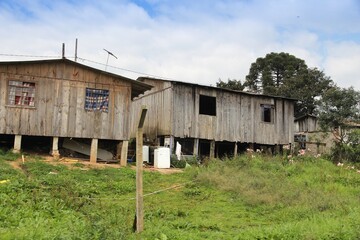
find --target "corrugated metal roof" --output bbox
[137,76,298,101]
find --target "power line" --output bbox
[0,53,172,80]
[76,57,168,79]
[0,53,61,58]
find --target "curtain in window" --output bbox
[85,88,109,112]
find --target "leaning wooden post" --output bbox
[234,142,238,158]
[136,106,147,233]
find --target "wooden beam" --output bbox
[209,140,215,159]
[13,135,22,153]
[51,137,60,159]
[234,142,238,158]
[120,140,128,166]
[90,138,98,164]
[193,138,199,156]
[136,107,147,233]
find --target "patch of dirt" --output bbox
[7,154,183,174]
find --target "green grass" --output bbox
[1,152,360,239]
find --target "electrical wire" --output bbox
[0,53,173,80]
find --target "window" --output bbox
[85,88,109,112]
[199,95,216,116]
[261,104,274,123]
[8,80,36,107]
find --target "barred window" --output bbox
[85,88,109,112]
[8,80,36,107]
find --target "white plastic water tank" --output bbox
[154,147,170,169]
[143,146,149,163]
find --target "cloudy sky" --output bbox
[1,0,360,90]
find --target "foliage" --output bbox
[1,155,360,239]
[0,149,20,161]
[216,78,244,91]
[329,129,360,163]
[244,52,334,117]
[318,86,360,163]
[319,86,360,135]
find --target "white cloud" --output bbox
[324,41,360,89]
[0,0,359,90]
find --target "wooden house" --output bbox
[294,115,360,155]
[0,58,151,163]
[131,77,295,158]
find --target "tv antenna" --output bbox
[103,48,118,71]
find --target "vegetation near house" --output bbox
[216,78,244,91]
[218,52,334,118]
[319,86,360,163]
[1,150,360,239]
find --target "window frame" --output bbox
[84,88,110,112]
[199,94,217,116]
[7,80,36,108]
[260,104,274,123]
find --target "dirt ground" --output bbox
[8,154,183,174]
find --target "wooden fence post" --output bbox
[136,107,147,233]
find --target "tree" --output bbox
[319,86,360,141]
[244,52,334,117]
[216,78,244,91]
[318,86,360,162]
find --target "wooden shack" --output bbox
[0,58,151,163]
[131,77,295,158]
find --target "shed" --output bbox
[131,77,295,158]
[0,58,152,163]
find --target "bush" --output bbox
[330,129,360,163]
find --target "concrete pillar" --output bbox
[120,140,129,167]
[234,142,238,157]
[193,138,199,156]
[209,140,215,159]
[90,138,98,164]
[13,135,22,153]
[51,137,60,159]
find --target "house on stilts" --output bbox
[0,58,152,163]
[131,77,296,159]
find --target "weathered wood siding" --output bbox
[131,80,173,138]
[295,116,319,132]
[132,80,294,145]
[172,84,294,144]
[0,61,131,140]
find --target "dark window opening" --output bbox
[85,88,109,112]
[8,80,36,106]
[261,104,274,123]
[199,95,216,116]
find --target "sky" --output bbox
[1,0,360,90]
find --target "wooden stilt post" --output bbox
[193,138,199,156]
[120,140,129,167]
[234,142,238,158]
[136,107,147,233]
[90,138,98,164]
[51,137,60,159]
[13,135,22,153]
[209,140,215,159]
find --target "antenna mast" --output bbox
[103,49,118,71]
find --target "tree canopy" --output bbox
[243,52,334,117]
[216,78,244,91]
[319,86,360,135]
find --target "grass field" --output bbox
[1,150,360,239]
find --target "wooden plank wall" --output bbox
[130,80,173,139]
[0,62,131,140]
[133,80,294,145]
